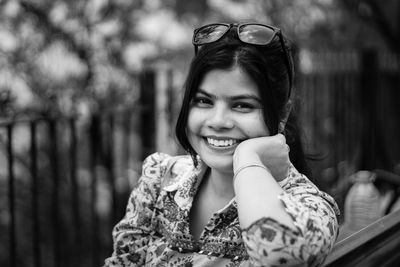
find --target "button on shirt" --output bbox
[104,153,340,267]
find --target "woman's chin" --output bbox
[202,155,234,174]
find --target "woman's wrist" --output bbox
[233,163,271,184]
[233,144,260,167]
[233,147,272,184]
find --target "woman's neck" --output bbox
[205,168,235,200]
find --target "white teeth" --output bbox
[206,138,237,147]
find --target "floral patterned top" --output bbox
[104,152,340,267]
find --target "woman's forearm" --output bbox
[233,152,296,230]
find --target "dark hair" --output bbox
[175,24,312,178]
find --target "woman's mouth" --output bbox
[205,137,240,148]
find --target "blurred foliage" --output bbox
[1,0,147,117]
[0,0,398,117]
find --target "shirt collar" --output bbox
[162,156,208,211]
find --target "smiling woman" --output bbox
[104,22,340,267]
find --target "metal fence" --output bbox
[0,109,144,267]
[297,50,400,209]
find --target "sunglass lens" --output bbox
[194,25,229,45]
[238,24,276,45]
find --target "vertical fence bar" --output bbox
[359,50,379,169]
[140,70,156,159]
[333,73,340,167]
[48,119,60,267]
[30,121,41,267]
[7,124,16,267]
[107,113,117,226]
[312,74,319,152]
[122,110,131,188]
[353,73,360,165]
[343,73,348,164]
[90,114,100,267]
[69,117,81,266]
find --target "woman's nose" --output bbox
[206,104,234,130]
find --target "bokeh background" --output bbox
[1,0,400,266]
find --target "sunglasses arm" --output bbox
[278,33,293,99]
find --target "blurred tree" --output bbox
[0,0,148,116]
[2,0,396,117]
[339,0,400,52]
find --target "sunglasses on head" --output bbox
[192,23,292,99]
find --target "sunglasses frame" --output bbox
[192,23,292,100]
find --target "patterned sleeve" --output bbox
[241,167,340,267]
[103,152,171,267]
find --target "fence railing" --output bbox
[323,209,400,267]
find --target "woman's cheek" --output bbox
[244,113,270,137]
[187,108,204,131]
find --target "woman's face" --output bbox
[187,66,270,173]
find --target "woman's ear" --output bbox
[278,100,292,134]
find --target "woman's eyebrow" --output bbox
[197,89,261,103]
[196,89,213,97]
[230,94,262,103]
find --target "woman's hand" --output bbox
[233,134,290,182]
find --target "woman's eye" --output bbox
[233,102,255,111]
[192,97,212,107]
